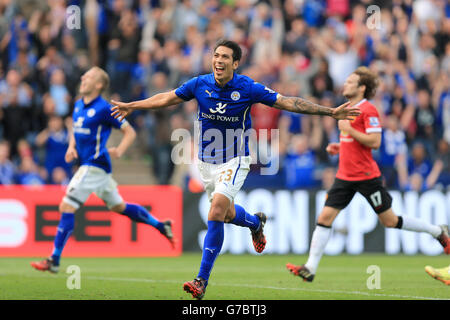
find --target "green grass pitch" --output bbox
[1,254,449,300]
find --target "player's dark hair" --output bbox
[353,66,379,100]
[214,39,242,62]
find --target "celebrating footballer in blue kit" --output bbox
[111,39,361,299]
[31,67,175,274]
[175,66,278,165]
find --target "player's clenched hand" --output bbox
[108,147,123,159]
[111,100,133,121]
[326,142,340,155]
[332,101,361,120]
[65,146,78,163]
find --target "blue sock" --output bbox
[230,204,260,231]
[51,212,75,266]
[197,221,224,285]
[121,203,165,233]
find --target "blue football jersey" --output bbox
[72,95,127,173]
[175,73,278,164]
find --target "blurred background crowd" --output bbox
[0,0,448,193]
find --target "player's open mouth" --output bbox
[215,66,225,73]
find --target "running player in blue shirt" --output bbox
[31,67,175,273]
[111,40,360,299]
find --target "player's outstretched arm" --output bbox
[111,90,184,121]
[273,95,361,120]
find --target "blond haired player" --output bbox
[31,67,175,273]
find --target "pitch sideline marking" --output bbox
[23,273,449,300]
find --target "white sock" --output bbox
[305,224,332,274]
[400,216,442,238]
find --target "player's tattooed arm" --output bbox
[273,95,361,120]
[273,95,334,116]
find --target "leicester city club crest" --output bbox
[87,108,96,117]
[231,91,240,101]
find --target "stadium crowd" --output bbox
[0,0,448,192]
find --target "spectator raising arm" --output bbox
[426,159,444,189]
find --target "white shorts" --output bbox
[63,165,123,210]
[198,156,251,202]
